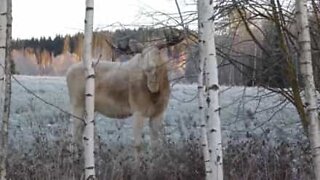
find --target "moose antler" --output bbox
[105,38,143,54]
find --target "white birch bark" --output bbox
[83,0,96,179]
[0,0,11,178]
[296,1,320,179]
[197,1,212,179]
[198,0,223,179]
[0,0,7,117]
[0,0,11,179]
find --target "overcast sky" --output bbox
[12,0,196,39]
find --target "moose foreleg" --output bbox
[133,112,145,162]
[149,113,164,153]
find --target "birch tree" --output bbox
[296,1,320,179]
[197,1,212,179]
[198,0,223,179]
[82,0,96,179]
[0,0,12,179]
[0,0,7,120]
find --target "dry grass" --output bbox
[6,104,312,180]
[7,122,312,180]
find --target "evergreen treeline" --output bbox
[12,35,65,56]
[11,27,182,58]
[10,27,187,76]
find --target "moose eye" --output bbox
[145,68,151,73]
[145,68,156,76]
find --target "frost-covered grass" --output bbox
[6,75,312,179]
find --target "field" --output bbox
[5,75,312,180]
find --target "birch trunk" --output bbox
[0,0,11,179]
[197,1,212,179]
[83,0,96,179]
[0,0,7,118]
[296,1,320,179]
[198,0,223,179]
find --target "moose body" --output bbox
[66,46,170,157]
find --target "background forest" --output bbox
[10,9,320,91]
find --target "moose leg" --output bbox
[68,105,85,161]
[133,112,145,162]
[149,113,164,153]
[67,105,84,179]
[147,113,165,179]
[70,105,85,146]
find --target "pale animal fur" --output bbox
[66,45,170,157]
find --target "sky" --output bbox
[12,0,196,39]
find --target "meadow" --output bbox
[6,75,311,180]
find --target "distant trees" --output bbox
[11,27,185,61]
[13,36,64,56]
[11,28,185,59]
